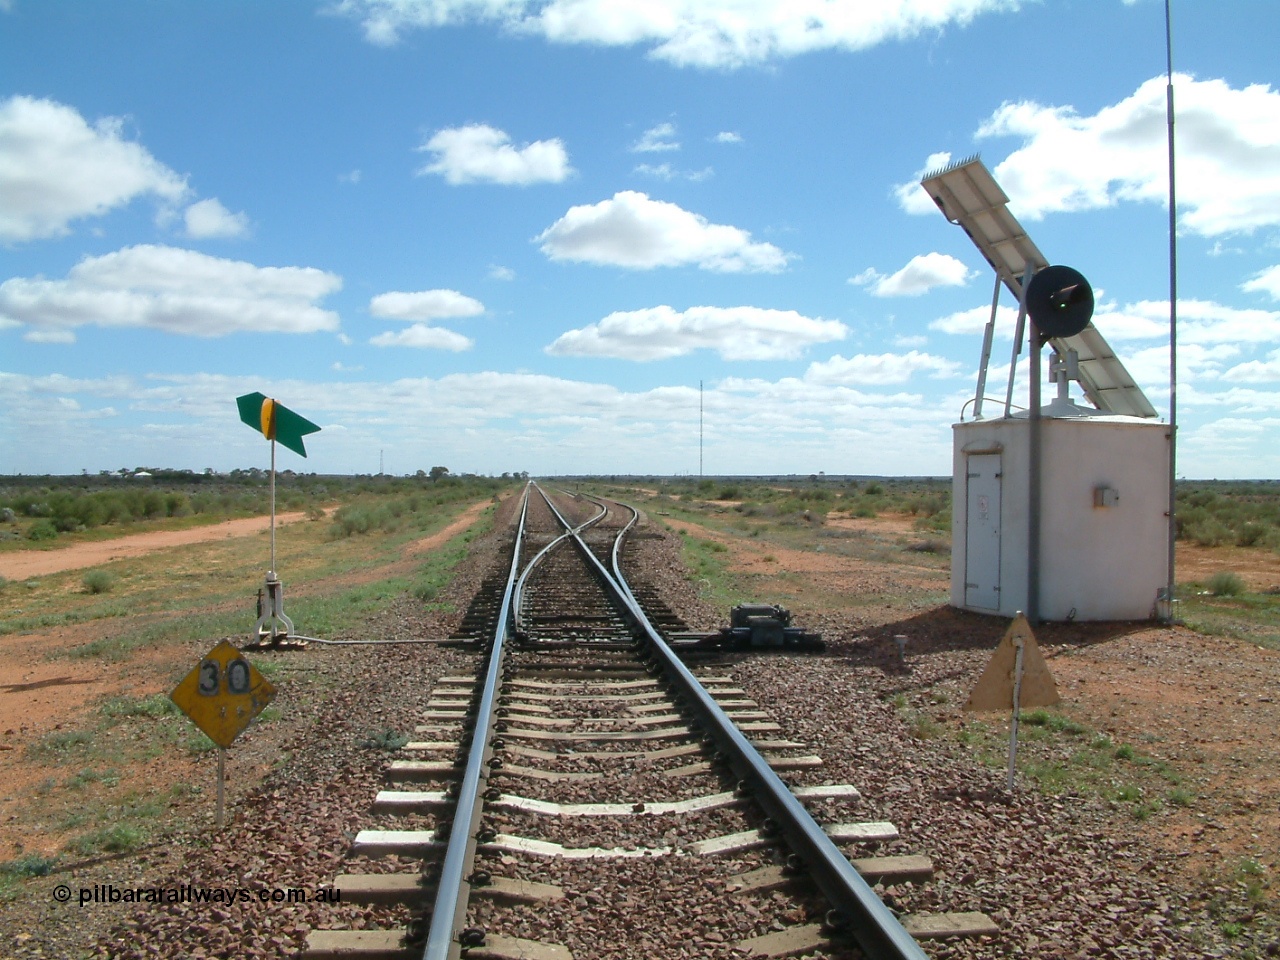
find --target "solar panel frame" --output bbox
[921,158,1158,419]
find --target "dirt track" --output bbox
[0,512,311,581]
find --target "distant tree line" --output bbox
[0,469,524,543]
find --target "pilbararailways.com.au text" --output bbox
[66,884,341,906]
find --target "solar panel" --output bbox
[921,157,1158,419]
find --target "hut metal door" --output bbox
[965,454,1002,610]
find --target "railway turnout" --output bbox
[303,484,995,959]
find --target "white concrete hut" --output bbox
[952,402,1170,621]
[922,157,1171,622]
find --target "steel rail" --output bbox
[588,495,927,960]
[512,495,608,630]
[421,485,530,960]
[429,484,924,959]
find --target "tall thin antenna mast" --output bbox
[1164,0,1179,620]
[699,380,704,477]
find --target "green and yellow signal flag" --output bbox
[236,393,321,458]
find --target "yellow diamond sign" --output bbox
[170,640,277,749]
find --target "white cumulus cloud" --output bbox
[370,289,484,321]
[1242,265,1280,301]
[0,95,188,242]
[536,191,790,272]
[634,162,713,182]
[852,252,974,296]
[0,244,341,342]
[417,123,572,185]
[632,122,679,153]
[184,198,250,239]
[1094,299,1280,345]
[25,328,77,345]
[1223,348,1280,383]
[964,74,1280,235]
[929,304,1020,337]
[927,297,1280,349]
[370,324,473,350]
[337,0,1021,69]
[805,350,962,385]
[546,305,846,361]
[1121,342,1241,388]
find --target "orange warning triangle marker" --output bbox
[964,613,1059,712]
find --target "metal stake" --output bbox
[269,437,276,576]
[216,747,226,828]
[1006,634,1026,792]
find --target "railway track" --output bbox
[303,484,995,959]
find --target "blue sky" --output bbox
[2,0,1278,478]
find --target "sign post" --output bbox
[170,639,277,827]
[1006,634,1026,792]
[217,748,226,828]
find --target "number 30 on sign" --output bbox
[171,640,276,748]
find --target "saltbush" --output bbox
[1207,571,1246,597]
[82,570,117,594]
[27,519,58,541]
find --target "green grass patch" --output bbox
[81,570,117,594]
[1113,784,1142,802]
[1,853,58,877]
[65,608,250,661]
[1207,571,1247,597]
[411,507,495,604]
[885,692,947,742]
[677,531,746,609]
[361,728,409,751]
[1132,799,1163,821]
[1167,787,1195,807]
[183,731,218,753]
[1220,921,1245,939]
[1021,709,1088,736]
[100,694,180,719]
[287,577,412,636]
[27,729,94,762]
[66,823,147,856]
[56,809,91,832]
[65,767,121,790]
[1178,595,1280,649]
[955,708,1184,807]
[908,713,945,740]
[0,854,59,901]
